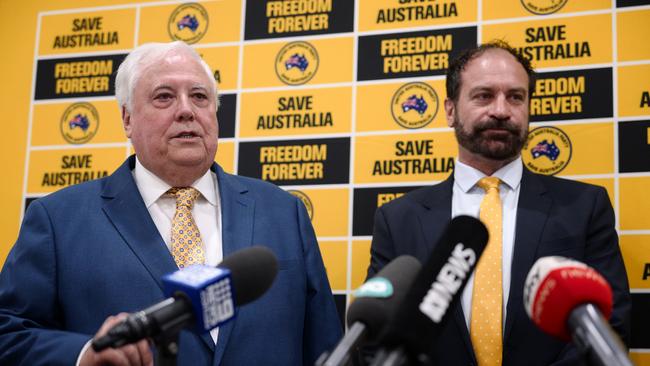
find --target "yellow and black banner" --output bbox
[5,0,650,359]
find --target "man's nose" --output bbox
[489,94,510,120]
[175,94,195,122]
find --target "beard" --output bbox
[453,112,529,161]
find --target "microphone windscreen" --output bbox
[380,215,488,353]
[523,256,613,341]
[219,246,278,305]
[346,255,422,342]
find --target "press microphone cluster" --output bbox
[524,256,633,366]
[373,215,488,366]
[317,255,423,366]
[318,215,489,366]
[92,246,278,352]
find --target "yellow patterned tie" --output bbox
[168,187,205,269]
[470,177,503,366]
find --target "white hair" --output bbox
[115,41,219,112]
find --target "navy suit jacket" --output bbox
[368,168,631,366]
[0,156,342,365]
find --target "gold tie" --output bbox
[470,177,503,366]
[168,187,205,268]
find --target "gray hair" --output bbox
[115,41,218,112]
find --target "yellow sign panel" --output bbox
[351,240,371,290]
[139,1,241,44]
[630,352,650,366]
[240,87,352,137]
[288,188,349,237]
[620,235,650,289]
[358,0,477,32]
[483,0,609,20]
[319,240,347,291]
[356,80,447,132]
[617,9,650,62]
[39,8,135,55]
[355,132,457,184]
[242,37,353,88]
[28,148,126,194]
[197,46,240,91]
[215,140,234,174]
[482,14,612,68]
[618,64,650,117]
[32,100,125,146]
[620,177,650,231]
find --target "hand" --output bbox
[79,313,154,366]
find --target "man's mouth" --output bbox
[174,132,199,139]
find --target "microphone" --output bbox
[373,215,489,366]
[316,255,422,366]
[523,256,632,366]
[92,246,278,351]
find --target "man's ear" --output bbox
[122,106,132,138]
[444,98,456,128]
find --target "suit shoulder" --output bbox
[32,176,109,209]
[226,173,296,203]
[534,173,604,195]
[380,184,445,213]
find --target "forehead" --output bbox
[460,49,529,91]
[137,51,213,91]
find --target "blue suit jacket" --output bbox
[0,156,342,365]
[368,169,631,366]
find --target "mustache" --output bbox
[473,119,522,134]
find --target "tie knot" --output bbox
[167,187,200,208]
[477,176,501,192]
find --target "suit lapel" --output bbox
[101,156,177,292]
[418,176,477,358]
[504,170,551,342]
[211,164,255,365]
[418,176,454,257]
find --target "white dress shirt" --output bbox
[132,157,223,344]
[453,157,523,331]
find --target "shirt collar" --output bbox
[133,157,218,207]
[454,156,523,193]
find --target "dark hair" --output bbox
[445,40,536,102]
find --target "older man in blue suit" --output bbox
[0,41,342,365]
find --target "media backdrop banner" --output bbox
[6,0,650,362]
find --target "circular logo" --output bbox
[168,3,209,44]
[522,126,572,175]
[288,190,314,221]
[520,0,568,15]
[391,82,439,129]
[60,102,99,144]
[275,41,319,86]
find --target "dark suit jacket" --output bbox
[368,168,630,366]
[0,155,342,365]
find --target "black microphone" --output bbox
[92,246,278,351]
[523,256,633,366]
[372,215,489,366]
[316,255,422,366]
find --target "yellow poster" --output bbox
[240,87,352,137]
[39,8,135,55]
[355,132,457,184]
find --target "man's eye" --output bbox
[511,94,525,101]
[193,93,208,100]
[154,93,173,101]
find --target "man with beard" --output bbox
[366,41,630,366]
